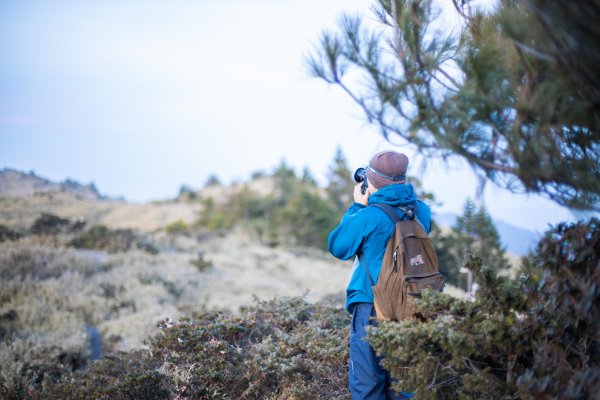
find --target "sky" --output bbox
[0,0,583,233]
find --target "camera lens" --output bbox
[353,167,366,183]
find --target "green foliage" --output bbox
[281,186,340,249]
[0,242,209,399]
[326,146,354,213]
[196,197,236,232]
[367,219,599,399]
[31,213,85,235]
[165,219,190,235]
[38,352,170,400]
[204,174,222,187]
[301,166,318,185]
[434,199,510,290]
[368,255,524,399]
[251,169,267,180]
[517,219,600,398]
[0,245,101,399]
[178,184,197,201]
[240,297,349,399]
[0,243,100,282]
[35,297,350,400]
[196,166,339,250]
[308,0,600,210]
[273,160,297,204]
[0,225,23,242]
[69,225,158,254]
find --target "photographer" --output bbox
[328,150,431,400]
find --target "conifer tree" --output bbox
[204,174,221,187]
[440,199,511,291]
[308,0,600,210]
[273,160,297,204]
[326,146,354,212]
[300,166,317,185]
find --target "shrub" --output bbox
[31,213,71,235]
[196,198,236,232]
[69,225,158,254]
[30,213,85,235]
[37,297,351,399]
[165,219,189,235]
[516,219,600,398]
[367,219,599,399]
[280,186,339,250]
[0,242,101,282]
[196,181,338,250]
[0,225,23,242]
[240,297,349,399]
[38,351,169,400]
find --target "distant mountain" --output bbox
[434,212,541,256]
[0,168,106,201]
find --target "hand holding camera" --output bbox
[353,183,369,205]
[353,167,370,205]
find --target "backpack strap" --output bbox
[362,203,413,288]
[371,203,404,223]
[372,203,427,233]
[362,203,427,288]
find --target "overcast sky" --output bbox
[0,0,582,233]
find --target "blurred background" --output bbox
[0,0,578,233]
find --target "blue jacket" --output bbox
[328,183,431,314]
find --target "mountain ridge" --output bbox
[1,168,540,255]
[0,168,106,201]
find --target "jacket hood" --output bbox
[368,183,416,207]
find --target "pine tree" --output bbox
[326,146,354,212]
[273,159,297,204]
[204,174,221,187]
[440,199,511,291]
[307,0,600,210]
[300,166,317,185]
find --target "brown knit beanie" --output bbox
[366,150,409,188]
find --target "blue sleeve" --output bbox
[328,203,369,261]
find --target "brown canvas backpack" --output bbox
[365,203,444,321]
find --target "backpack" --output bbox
[364,203,444,321]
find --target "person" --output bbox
[328,150,431,400]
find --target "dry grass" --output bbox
[0,183,470,398]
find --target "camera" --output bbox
[353,167,368,195]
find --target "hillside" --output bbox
[0,168,105,201]
[0,171,359,397]
[1,168,546,399]
[0,170,279,232]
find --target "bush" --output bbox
[196,181,338,250]
[516,219,600,398]
[31,213,85,235]
[196,198,236,232]
[366,219,599,399]
[37,297,351,399]
[0,225,23,242]
[165,219,189,235]
[0,243,101,282]
[280,187,339,250]
[38,352,169,400]
[69,225,158,254]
